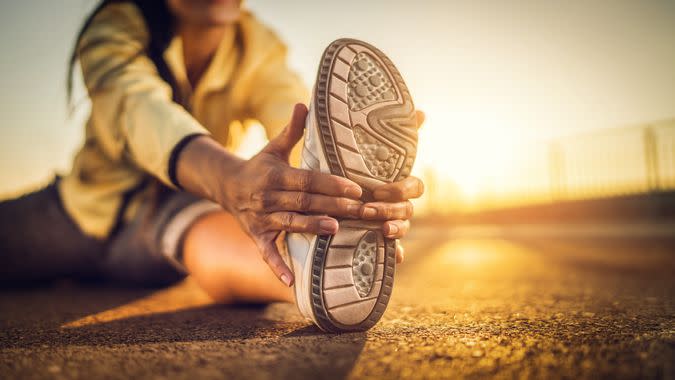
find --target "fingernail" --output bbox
[362,206,377,219]
[280,273,292,287]
[373,189,391,200]
[319,219,339,234]
[345,186,362,199]
[387,223,399,237]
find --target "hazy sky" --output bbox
[1,0,674,195]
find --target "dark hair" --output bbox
[67,0,183,109]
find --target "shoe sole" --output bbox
[309,39,417,332]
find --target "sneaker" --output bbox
[286,38,418,332]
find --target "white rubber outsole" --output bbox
[306,39,418,332]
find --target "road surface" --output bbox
[1,224,674,379]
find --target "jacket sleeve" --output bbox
[78,3,209,187]
[245,40,309,129]
[245,41,309,166]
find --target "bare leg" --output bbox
[183,211,294,304]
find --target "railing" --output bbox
[419,119,675,214]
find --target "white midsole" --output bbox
[288,232,318,325]
[300,237,316,323]
[288,95,331,325]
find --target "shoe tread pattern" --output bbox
[311,233,395,332]
[315,39,417,187]
[311,39,413,332]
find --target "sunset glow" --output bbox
[1,1,674,214]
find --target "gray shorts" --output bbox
[0,179,220,287]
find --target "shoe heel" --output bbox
[310,221,396,332]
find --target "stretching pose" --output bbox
[0,0,423,332]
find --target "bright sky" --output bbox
[1,0,674,197]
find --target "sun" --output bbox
[413,104,523,207]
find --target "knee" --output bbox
[182,212,259,303]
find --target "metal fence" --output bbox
[553,121,675,198]
[421,119,675,213]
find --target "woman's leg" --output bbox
[183,211,294,304]
[0,180,104,285]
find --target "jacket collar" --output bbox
[163,25,238,101]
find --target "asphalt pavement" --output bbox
[1,224,674,379]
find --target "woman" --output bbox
[0,0,423,320]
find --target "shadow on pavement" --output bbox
[1,301,278,349]
[283,324,326,337]
[1,284,368,380]
[0,283,154,337]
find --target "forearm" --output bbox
[175,135,244,209]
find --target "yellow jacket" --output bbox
[59,3,308,238]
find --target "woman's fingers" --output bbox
[262,191,363,218]
[396,241,405,264]
[265,212,339,235]
[258,240,294,286]
[416,110,425,128]
[372,176,424,202]
[384,219,410,239]
[263,103,308,160]
[360,201,414,221]
[277,167,362,199]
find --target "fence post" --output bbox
[644,126,660,192]
[548,141,566,201]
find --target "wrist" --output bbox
[168,134,205,190]
[211,149,245,211]
[175,135,244,209]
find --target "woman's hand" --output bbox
[178,104,366,286]
[215,104,373,286]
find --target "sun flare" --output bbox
[413,105,524,204]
